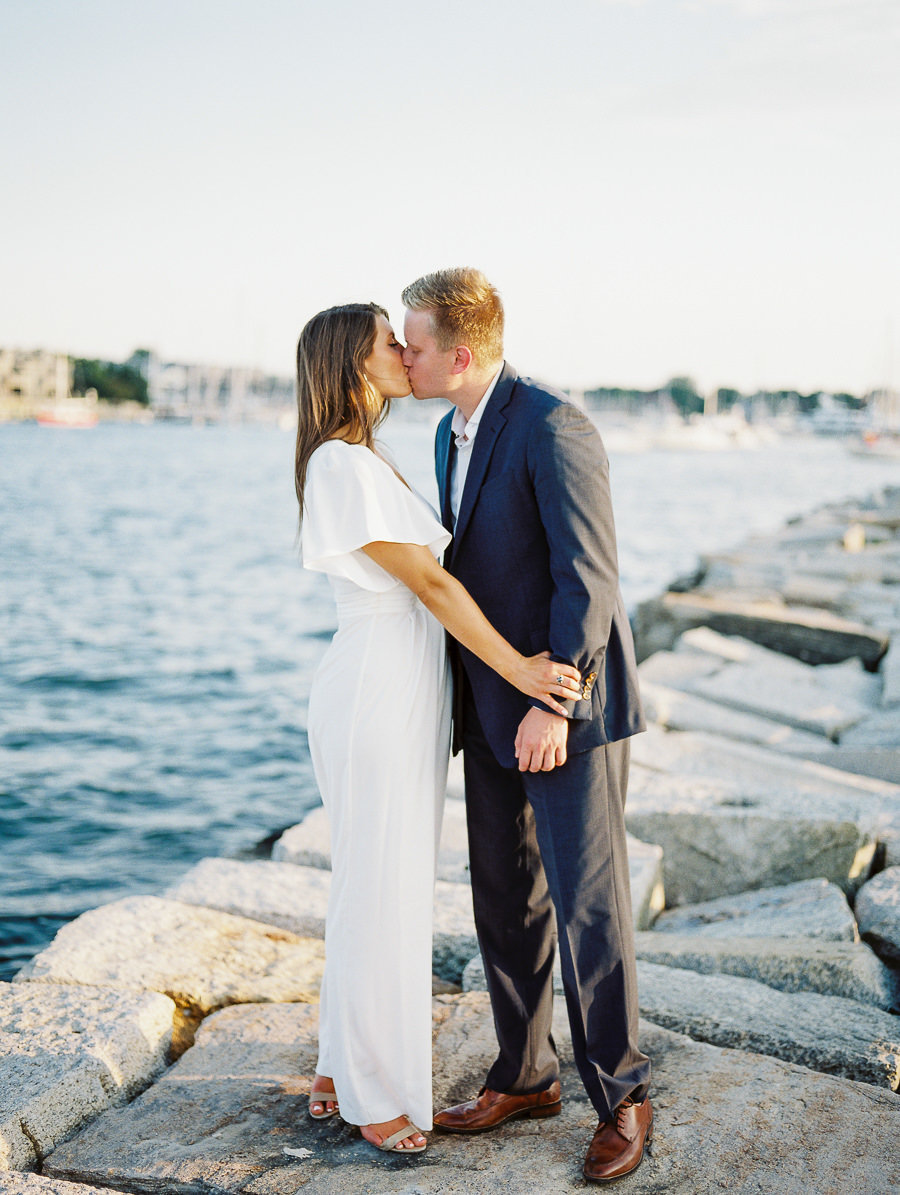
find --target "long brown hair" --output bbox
[294,302,389,527]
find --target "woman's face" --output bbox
[364,315,412,400]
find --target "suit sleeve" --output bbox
[526,402,621,722]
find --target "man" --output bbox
[401,267,653,1184]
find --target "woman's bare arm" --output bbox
[361,541,580,714]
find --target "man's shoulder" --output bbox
[509,375,585,427]
[507,373,596,439]
[509,371,570,412]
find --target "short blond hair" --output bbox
[402,267,504,368]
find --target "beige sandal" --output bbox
[365,1119,426,1153]
[308,1086,339,1120]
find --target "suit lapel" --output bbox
[435,414,454,533]
[452,363,516,550]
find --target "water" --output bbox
[1,416,896,980]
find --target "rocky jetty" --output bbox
[3,484,900,1193]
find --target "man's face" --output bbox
[402,309,458,400]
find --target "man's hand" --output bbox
[515,708,568,773]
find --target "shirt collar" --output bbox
[450,364,503,443]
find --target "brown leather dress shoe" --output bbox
[583,1096,653,1183]
[433,1080,562,1133]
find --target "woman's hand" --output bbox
[512,651,581,715]
[359,542,583,710]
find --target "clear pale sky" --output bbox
[2,0,898,395]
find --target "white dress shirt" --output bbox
[449,366,503,528]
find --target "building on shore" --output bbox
[868,387,900,432]
[0,348,72,405]
[128,350,294,422]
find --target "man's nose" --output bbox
[401,347,412,367]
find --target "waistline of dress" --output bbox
[334,587,419,620]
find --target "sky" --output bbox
[2,0,898,396]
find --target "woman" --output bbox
[295,302,579,1155]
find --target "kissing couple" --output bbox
[295,267,652,1183]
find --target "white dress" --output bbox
[301,439,452,1131]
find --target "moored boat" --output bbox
[36,403,99,428]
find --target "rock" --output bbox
[274,799,472,884]
[462,953,571,1005]
[882,641,900,706]
[272,756,466,876]
[42,997,900,1194]
[679,656,867,738]
[271,810,331,870]
[782,572,858,610]
[431,799,471,882]
[625,793,868,908]
[626,836,666,930]
[849,499,900,533]
[797,746,900,786]
[845,591,900,632]
[816,657,886,705]
[168,857,333,938]
[678,627,883,704]
[0,1176,115,1193]
[795,541,900,586]
[15,896,325,1052]
[463,952,519,993]
[445,750,465,799]
[876,809,900,869]
[42,1001,325,1194]
[633,932,898,1011]
[636,960,900,1090]
[674,625,797,667]
[464,926,899,1014]
[840,707,900,748]
[630,727,896,827]
[626,729,890,904]
[633,589,891,667]
[657,645,876,741]
[652,877,859,941]
[637,648,723,688]
[639,678,840,757]
[270,814,664,932]
[702,534,900,590]
[0,983,173,1172]
[167,857,478,983]
[856,866,900,964]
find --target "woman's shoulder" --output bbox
[310,437,368,457]
[307,439,401,500]
[308,438,378,474]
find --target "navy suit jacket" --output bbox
[436,362,645,768]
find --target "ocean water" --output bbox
[1,415,896,980]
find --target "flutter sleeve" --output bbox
[301,441,452,591]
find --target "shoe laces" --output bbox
[615,1098,636,1137]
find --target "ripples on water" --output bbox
[1,417,896,978]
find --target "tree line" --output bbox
[586,377,867,420]
[70,353,868,417]
[72,351,149,404]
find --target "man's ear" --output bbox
[450,345,473,375]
